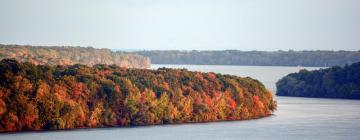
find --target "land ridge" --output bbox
[0,44,151,69]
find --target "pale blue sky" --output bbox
[0,0,359,50]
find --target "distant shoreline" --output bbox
[134,50,360,67]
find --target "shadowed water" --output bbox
[1,65,359,140]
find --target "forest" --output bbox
[0,44,150,68]
[276,62,360,99]
[134,50,360,67]
[0,59,276,132]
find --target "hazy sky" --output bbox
[0,0,359,51]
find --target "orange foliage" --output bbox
[162,82,170,90]
[54,84,67,100]
[14,76,32,93]
[0,59,276,132]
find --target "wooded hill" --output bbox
[134,50,360,67]
[0,44,150,68]
[276,62,360,99]
[0,59,276,132]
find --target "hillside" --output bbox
[0,44,150,68]
[134,50,360,67]
[276,62,360,99]
[0,59,276,132]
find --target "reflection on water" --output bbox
[1,65,359,140]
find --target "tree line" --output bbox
[134,50,360,67]
[276,62,360,99]
[0,44,150,68]
[0,59,276,132]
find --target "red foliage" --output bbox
[118,118,128,126]
[152,79,158,86]
[98,70,112,77]
[228,98,237,110]
[23,103,38,128]
[207,72,217,79]
[204,95,212,106]
[213,92,220,99]
[140,93,146,104]
[194,95,203,105]
[114,85,121,93]
[253,95,264,109]
[0,99,5,116]
[73,82,83,95]
[5,112,19,131]
[194,73,203,80]
[77,110,86,127]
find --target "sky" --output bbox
[0,0,359,51]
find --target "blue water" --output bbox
[1,65,359,140]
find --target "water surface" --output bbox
[152,64,322,92]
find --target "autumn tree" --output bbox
[0,59,276,132]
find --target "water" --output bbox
[151,64,323,92]
[1,65,360,140]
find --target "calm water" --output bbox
[1,65,360,140]
[152,64,322,92]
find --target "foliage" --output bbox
[0,59,276,132]
[276,62,360,99]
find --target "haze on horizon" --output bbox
[0,0,359,51]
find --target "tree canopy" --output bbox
[276,62,360,99]
[0,59,276,132]
[135,50,360,67]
